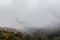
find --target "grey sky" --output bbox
[0,0,60,31]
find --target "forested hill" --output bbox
[0,27,60,40]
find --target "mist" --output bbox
[0,0,60,32]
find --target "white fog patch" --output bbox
[0,0,11,7]
[0,0,60,31]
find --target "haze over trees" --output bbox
[0,0,60,31]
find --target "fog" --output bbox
[0,0,60,31]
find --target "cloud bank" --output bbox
[0,0,60,31]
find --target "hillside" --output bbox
[0,27,60,40]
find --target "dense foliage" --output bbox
[0,27,60,40]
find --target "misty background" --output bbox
[0,0,60,32]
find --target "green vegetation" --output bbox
[0,32,22,40]
[0,27,60,40]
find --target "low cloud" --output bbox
[0,0,60,32]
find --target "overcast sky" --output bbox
[0,0,60,31]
